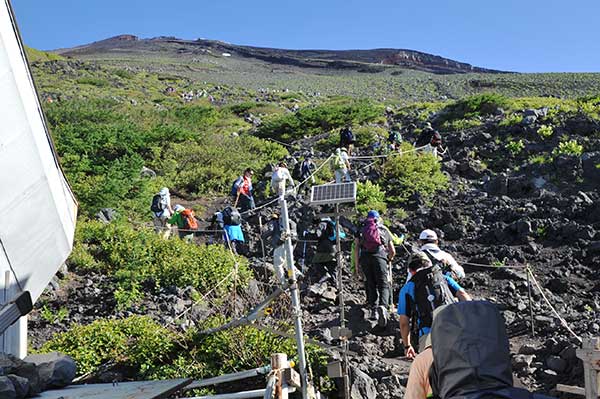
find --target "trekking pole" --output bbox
[234,191,240,208]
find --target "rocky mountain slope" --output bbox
[56,34,500,75]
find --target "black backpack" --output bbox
[416,129,435,148]
[410,265,454,333]
[223,206,242,226]
[150,194,163,213]
[429,302,555,399]
[340,128,355,145]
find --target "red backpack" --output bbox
[181,209,198,230]
[361,218,382,253]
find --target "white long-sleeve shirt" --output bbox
[420,243,465,279]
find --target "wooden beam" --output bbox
[556,384,586,396]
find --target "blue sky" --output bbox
[12,0,600,73]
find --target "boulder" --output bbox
[546,355,567,373]
[140,166,156,178]
[23,352,76,389]
[6,375,28,399]
[0,377,16,399]
[350,367,377,399]
[582,152,600,183]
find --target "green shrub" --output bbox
[440,93,509,123]
[505,139,525,156]
[315,125,383,152]
[382,143,448,204]
[499,113,522,127]
[356,181,387,216]
[76,77,110,87]
[537,125,554,140]
[441,118,482,131]
[70,219,250,307]
[553,139,583,156]
[529,154,551,165]
[41,316,177,376]
[258,99,383,142]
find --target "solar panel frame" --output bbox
[310,182,357,205]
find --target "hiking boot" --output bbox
[377,306,388,328]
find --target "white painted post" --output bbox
[576,338,600,399]
[0,270,27,358]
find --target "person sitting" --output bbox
[398,252,471,359]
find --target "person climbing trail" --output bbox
[168,204,198,242]
[222,205,244,254]
[311,217,345,284]
[398,252,471,359]
[418,229,465,280]
[231,168,255,212]
[331,147,351,183]
[353,210,396,328]
[339,126,355,153]
[261,212,301,285]
[271,161,295,197]
[150,187,174,239]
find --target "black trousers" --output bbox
[361,255,390,308]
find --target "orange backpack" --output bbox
[181,209,198,230]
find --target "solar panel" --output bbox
[310,182,357,205]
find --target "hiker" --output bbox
[416,126,443,158]
[339,126,355,152]
[353,210,396,327]
[298,155,316,184]
[222,206,244,254]
[398,252,472,359]
[168,204,198,242]
[428,301,554,399]
[261,212,300,285]
[419,229,465,280]
[311,217,345,284]
[207,211,224,245]
[150,187,174,239]
[331,148,351,183]
[405,305,447,399]
[271,161,295,197]
[231,168,255,212]
[387,129,402,151]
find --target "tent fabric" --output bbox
[430,301,513,399]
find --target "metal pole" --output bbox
[335,204,351,399]
[526,267,535,337]
[279,197,309,399]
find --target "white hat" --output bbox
[174,204,185,212]
[419,229,438,241]
[159,187,169,196]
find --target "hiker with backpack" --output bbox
[339,126,355,153]
[331,148,352,183]
[297,155,316,188]
[416,125,444,158]
[353,210,396,327]
[387,129,402,151]
[262,212,300,285]
[397,251,472,359]
[419,229,465,280]
[428,301,554,399]
[168,204,198,242]
[222,206,244,254]
[231,168,255,212]
[311,217,346,284]
[150,187,174,239]
[271,161,296,197]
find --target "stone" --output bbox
[350,367,377,399]
[12,362,41,396]
[513,354,535,370]
[140,166,156,178]
[0,377,16,399]
[24,352,76,389]
[95,208,117,223]
[6,375,28,399]
[522,115,537,125]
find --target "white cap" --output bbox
[174,204,185,212]
[419,229,438,241]
[159,187,169,195]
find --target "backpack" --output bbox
[416,129,435,148]
[388,131,401,144]
[340,128,354,144]
[272,167,286,183]
[181,209,198,230]
[361,218,382,252]
[331,153,346,170]
[428,302,551,399]
[230,177,242,197]
[410,265,454,333]
[324,220,346,242]
[150,194,163,213]
[431,131,442,147]
[292,162,302,180]
[223,206,242,226]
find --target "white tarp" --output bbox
[0,0,77,353]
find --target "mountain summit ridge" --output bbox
[55,34,505,75]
